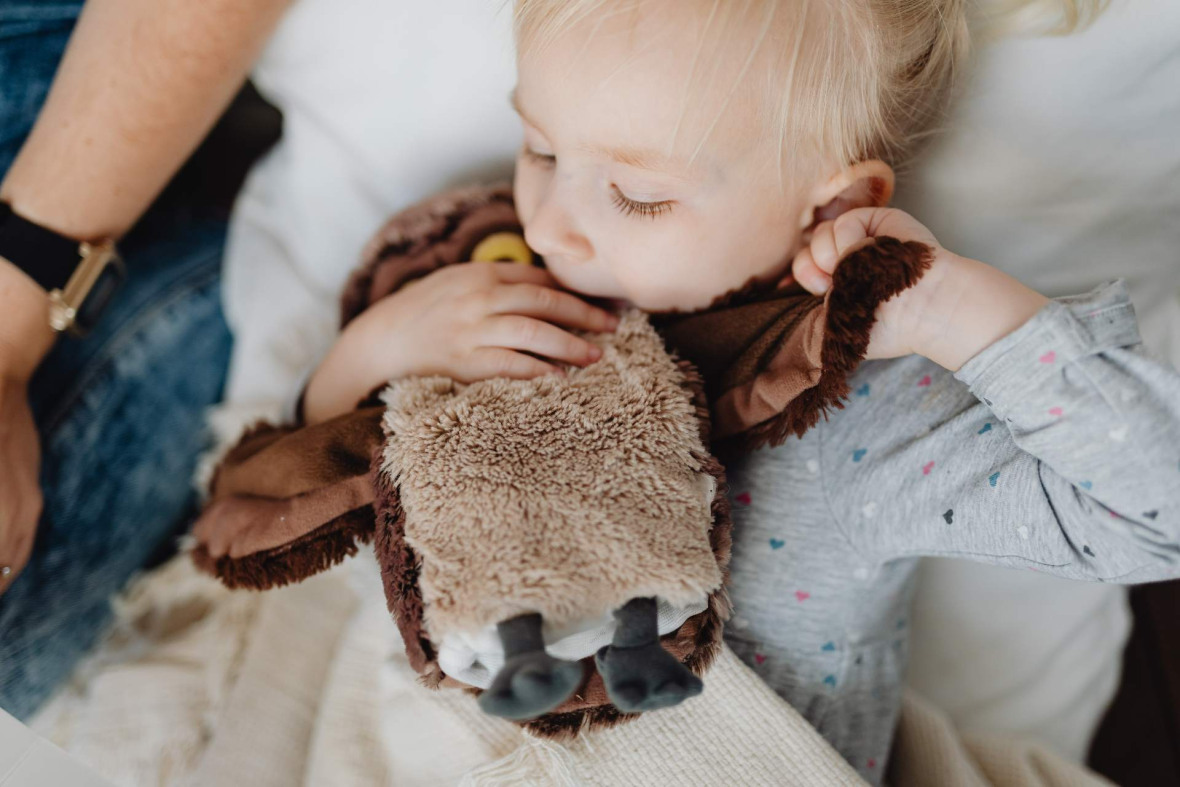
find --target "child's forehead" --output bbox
[514,1,777,173]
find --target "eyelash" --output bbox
[523,148,555,168]
[610,187,674,220]
[522,147,675,220]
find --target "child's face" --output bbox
[512,2,810,312]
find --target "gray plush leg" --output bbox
[478,612,583,721]
[594,597,703,713]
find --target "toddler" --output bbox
[301,0,1180,781]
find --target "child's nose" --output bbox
[524,194,592,263]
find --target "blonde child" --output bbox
[301,0,1180,780]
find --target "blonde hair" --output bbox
[514,0,1104,177]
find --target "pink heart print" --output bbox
[795,590,811,602]
[1040,350,1057,364]
[735,491,752,506]
[917,375,932,387]
[754,653,767,665]
[922,461,935,475]
[1049,407,1064,417]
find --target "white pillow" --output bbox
[896,0,1180,762]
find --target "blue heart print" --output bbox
[978,423,992,435]
[1080,480,1093,491]
[769,538,785,550]
[852,449,867,462]
[822,642,836,652]
[824,675,838,687]
[856,384,870,397]
[989,472,1000,487]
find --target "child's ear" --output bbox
[798,160,895,232]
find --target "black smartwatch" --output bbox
[0,202,125,337]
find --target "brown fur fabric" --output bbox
[191,183,928,738]
[364,340,734,737]
[737,237,934,451]
[380,310,722,640]
[341,184,520,329]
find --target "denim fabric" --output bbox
[0,2,233,720]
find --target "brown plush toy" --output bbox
[191,184,931,737]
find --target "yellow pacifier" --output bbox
[471,232,535,265]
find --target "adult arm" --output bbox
[0,0,291,591]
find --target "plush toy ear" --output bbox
[190,408,386,589]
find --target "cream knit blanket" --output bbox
[29,553,1111,787]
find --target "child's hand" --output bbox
[791,207,1049,371]
[302,262,619,424]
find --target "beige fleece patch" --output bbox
[380,310,722,640]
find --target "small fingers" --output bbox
[490,284,618,332]
[791,247,832,295]
[464,348,565,381]
[480,261,559,286]
[808,220,842,276]
[480,315,603,367]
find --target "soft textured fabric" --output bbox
[192,187,745,733]
[381,311,721,638]
[724,281,1180,783]
[439,597,708,690]
[192,183,936,736]
[29,550,1114,787]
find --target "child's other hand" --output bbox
[302,262,619,424]
[791,207,1048,370]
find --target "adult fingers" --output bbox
[0,488,39,594]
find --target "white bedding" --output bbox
[212,0,1180,766]
[29,552,1113,787]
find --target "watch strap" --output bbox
[0,202,80,292]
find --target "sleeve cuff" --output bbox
[954,280,1141,416]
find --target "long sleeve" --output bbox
[825,281,1180,582]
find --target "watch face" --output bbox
[73,258,126,335]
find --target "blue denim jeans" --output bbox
[0,1,233,720]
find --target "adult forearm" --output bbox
[0,0,291,242]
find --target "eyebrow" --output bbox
[510,89,701,179]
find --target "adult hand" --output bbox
[0,260,55,595]
[0,376,42,594]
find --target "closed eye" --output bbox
[522,147,555,168]
[611,186,674,219]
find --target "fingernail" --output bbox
[812,277,830,295]
[589,345,602,360]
